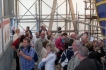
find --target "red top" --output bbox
[12,38,19,48]
[55,37,65,50]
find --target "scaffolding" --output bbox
[83,0,102,39]
[10,0,102,39]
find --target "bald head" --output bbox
[40,31,45,39]
[81,36,88,44]
[70,33,77,39]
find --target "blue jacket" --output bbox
[59,46,74,63]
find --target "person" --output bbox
[12,35,20,70]
[32,32,39,45]
[85,42,105,64]
[55,27,62,39]
[67,40,82,70]
[70,33,77,40]
[25,26,33,39]
[74,47,98,70]
[40,41,49,70]
[70,32,84,40]
[11,26,15,35]
[25,32,31,39]
[19,35,25,48]
[19,38,35,70]
[39,25,47,35]
[41,41,58,70]
[13,28,20,41]
[55,33,67,65]
[35,31,47,63]
[47,34,56,45]
[59,39,74,70]
[81,36,88,46]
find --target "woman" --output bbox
[41,41,58,70]
[85,42,105,64]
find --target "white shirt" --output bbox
[13,33,19,42]
[32,36,39,44]
[42,52,56,70]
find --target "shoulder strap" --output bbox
[27,45,31,53]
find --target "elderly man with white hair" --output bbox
[74,47,98,70]
[67,40,83,70]
[35,31,47,63]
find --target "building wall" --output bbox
[0,41,13,70]
[3,0,14,16]
[0,0,2,17]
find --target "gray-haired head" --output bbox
[74,40,83,47]
[78,47,89,57]
[72,40,83,52]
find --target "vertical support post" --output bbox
[56,3,58,29]
[88,23,91,41]
[35,3,39,32]
[49,0,57,30]
[1,18,4,52]
[65,0,68,32]
[16,0,18,28]
[41,0,42,30]
[68,0,77,34]
[77,11,79,34]
[38,0,41,31]
[90,0,91,36]
[69,11,71,34]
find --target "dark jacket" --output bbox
[74,58,98,70]
[88,47,105,64]
[59,47,74,63]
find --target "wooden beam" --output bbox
[68,0,77,34]
[48,0,57,30]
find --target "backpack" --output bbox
[27,46,38,62]
[20,46,38,62]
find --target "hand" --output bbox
[19,51,24,56]
[99,42,103,47]
[16,50,19,57]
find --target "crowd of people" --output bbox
[11,25,105,70]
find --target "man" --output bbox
[67,40,83,70]
[25,26,33,39]
[55,33,67,65]
[70,33,84,40]
[39,25,47,35]
[35,31,47,63]
[19,38,35,70]
[55,27,62,39]
[81,36,88,46]
[32,32,39,45]
[59,39,74,70]
[74,47,98,70]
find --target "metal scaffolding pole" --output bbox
[65,0,68,31]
